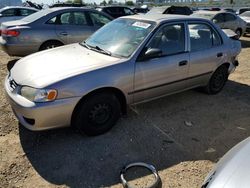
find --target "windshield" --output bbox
[192,12,214,19]
[83,18,156,58]
[241,11,250,17]
[22,8,53,22]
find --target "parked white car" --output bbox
[239,11,250,34]
[0,6,37,26]
[202,137,250,188]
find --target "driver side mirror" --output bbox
[139,48,162,61]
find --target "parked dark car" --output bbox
[147,6,193,15]
[96,6,135,18]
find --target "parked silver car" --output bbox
[0,6,37,27]
[0,7,112,56]
[4,14,241,136]
[239,11,250,34]
[192,11,247,39]
[202,137,250,188]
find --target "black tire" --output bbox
[72,92,121,136]
[39,41,63,51]
[204,66,229,95]
[235,29,242,40]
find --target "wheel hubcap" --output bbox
[213,72,225,89]
[88,103,111,125]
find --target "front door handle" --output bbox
[60,32,68,36]
[179,60,188,66]
[217,52,223,57]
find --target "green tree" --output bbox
[100,0,107,6]
[108,0,113,5]
[125,1,134,6]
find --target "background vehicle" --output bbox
[237,7,250,15]
[147,5,193,15]
[5,15,241,136]
[0,6,37,26]
[133,7,149,14]
[202,137,250,188]
[96,6,135,18]
[0,7,113,56]
[240,11,250,34]
[192,11,247,39]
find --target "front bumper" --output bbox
[4,76,81,131]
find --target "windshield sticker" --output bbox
[132,22,151,29]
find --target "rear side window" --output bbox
[48,12,88,26]
[19,9,36,16]
[148,23,185,56]
[213,13,224,23]
[188,23,222,52]
[225,13,236,21]
[89,12,111,26]
[1,9,16,16]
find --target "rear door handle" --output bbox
[179,60,188,66]
[60,32,68,36]
[217,52,223,57]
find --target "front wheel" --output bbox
[204,66,229,95]
[72,92,121,136]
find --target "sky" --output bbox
[22,0,129,5]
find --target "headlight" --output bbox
[20,86,57,102]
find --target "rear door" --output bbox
[133,23,189,103]
[55,11,93,44]
[187,22,225,87]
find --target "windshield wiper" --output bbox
[94,45,111,56]
[81,41,111,56]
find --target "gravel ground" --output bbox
[0,36,250,188]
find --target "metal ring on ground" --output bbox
[120,162,161,188]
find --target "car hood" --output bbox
[204,137,250,188]
[10,43,122,88]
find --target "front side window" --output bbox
[84,18,156,57]
[89,12,111,26]
[148,23,185,56]
[188,23,222,52]
[124,8,134,15]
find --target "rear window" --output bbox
[22,9,53,22]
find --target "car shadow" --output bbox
[7,59,19,71]
[240,36,250,48]
[19,80,250,188]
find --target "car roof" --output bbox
[124,13,211,24]
[50,6,94,11]
[0,6,38,11]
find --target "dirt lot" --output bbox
[1,36,250,188]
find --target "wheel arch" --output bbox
[71,87,127,125]
[39,40,64,51]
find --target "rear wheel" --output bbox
[235,29,242,40]
[72,92,121,136]
[204,66,229,95]
[39,41,63,51]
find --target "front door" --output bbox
[133,23,189,103]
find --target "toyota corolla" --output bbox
[4,14,241,136]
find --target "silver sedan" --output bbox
[192,11,247,39]
[0,7,113,56]
[5,14,241,136]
